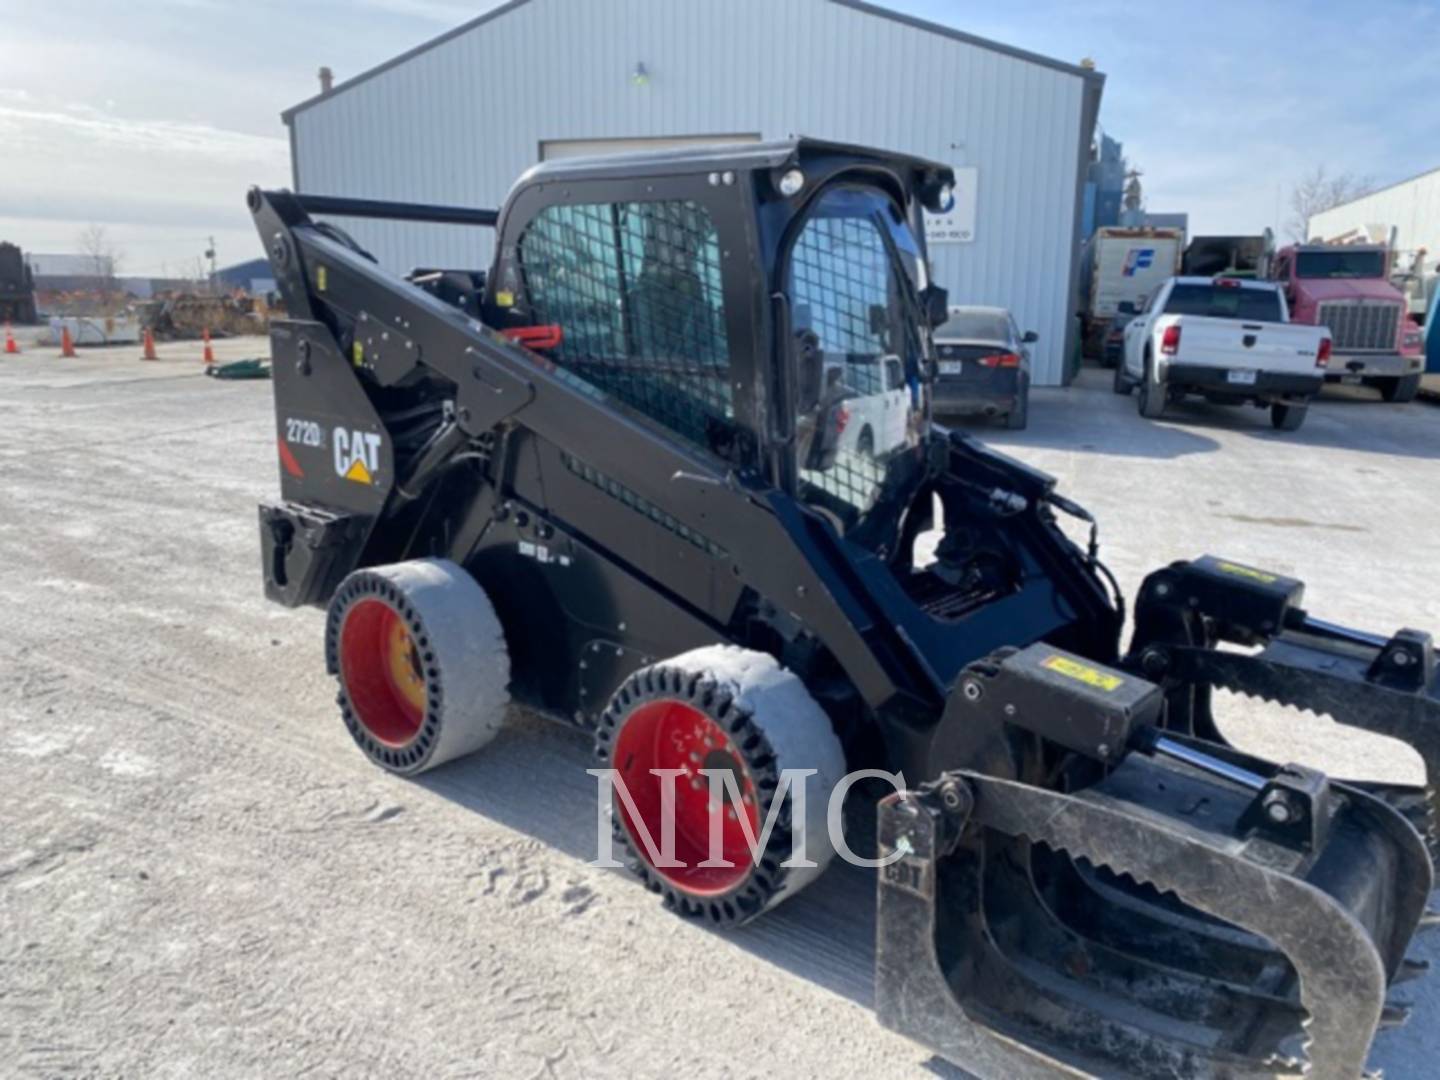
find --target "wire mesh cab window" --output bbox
[789,187,923,527]
[517,200,733,453]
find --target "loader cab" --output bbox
[485,138,954,536]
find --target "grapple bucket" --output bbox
[876,624,1436,1079]
[877,762,1430,1078]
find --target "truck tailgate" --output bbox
[1167,316,1326,375]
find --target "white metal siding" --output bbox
[290,0,1092,384]
[1310,167,1440,257]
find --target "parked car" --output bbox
[1115,276,1331,432]
[932,306,1036,429]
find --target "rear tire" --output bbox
[1271,401,1308,431]
[1379,374,1420,403]
[326,558,509,776]
[1003,378,1029,430]
[1138,355,1166,419]
[595,645,846,926]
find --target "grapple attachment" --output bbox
[877,612,1436,1079]
[1129,556,1440,853]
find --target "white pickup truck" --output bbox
[1114,276,1332,431]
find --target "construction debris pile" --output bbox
[136,292,276,340]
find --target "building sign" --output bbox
[924,167,978,244]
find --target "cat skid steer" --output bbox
[249,138,1437,1078]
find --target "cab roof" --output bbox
[513,137,954,199]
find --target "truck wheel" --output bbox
[1379,375,1420,403]
[595,645,847,927]
[326,558,509,776]
[1112,363,1133,396]
[1003,378,1030,429]
[1270,402,1308,431]
[1137,356,1166,419]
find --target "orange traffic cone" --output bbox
[141,328,158,361]
[60,325,77,358]
[4,321,18,355]
[202,327,215,365]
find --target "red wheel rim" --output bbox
[611,699,761,895]
[339,598,427,748]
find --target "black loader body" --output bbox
[250,139,1438,1079]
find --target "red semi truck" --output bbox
[1268,243,1425,401]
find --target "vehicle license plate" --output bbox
[939,361,963,375]
[1226,369,1257,386]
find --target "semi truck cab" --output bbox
[1270,243,1425,401]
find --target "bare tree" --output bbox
[1287,167,1376,242]
[76,224,125,308]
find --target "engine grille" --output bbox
[1317,301,1400,353]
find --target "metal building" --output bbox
[282,0,1103,385]
[1310,164,1440,258]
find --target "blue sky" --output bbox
[0,0,1434,273]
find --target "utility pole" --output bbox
[204,236,217,295]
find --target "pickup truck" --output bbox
[1114,276,1331,431]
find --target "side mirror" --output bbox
[1117,300,1137,315]
[1021,330,1039,344]
[794,329,823,414]
[921,284,949,328]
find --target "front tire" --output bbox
[1379,374,1420,403]
[326,559,509,776]
[1271,401,1308,431]
[595,646,846,926]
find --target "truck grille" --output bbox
[1317,301,1400,353]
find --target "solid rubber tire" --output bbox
[326,558,509,776]
[595,645,847,927]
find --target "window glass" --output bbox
[1295,250,1385,280]
[518,200,732,451]
[937,311,1009,342]
[1163,284,1284,323]
[788,186,926,528]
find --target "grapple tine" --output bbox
[1128,558,1440,859]
[1172,642,1440,848]
[877,752,1423,1080]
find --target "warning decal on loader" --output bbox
[1213,560,1278,585]
[1042,654,1123,692]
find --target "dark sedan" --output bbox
[931,306,1037,429]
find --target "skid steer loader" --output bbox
[249,139,1438,1078]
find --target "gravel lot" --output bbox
[2,334,1437,1078]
